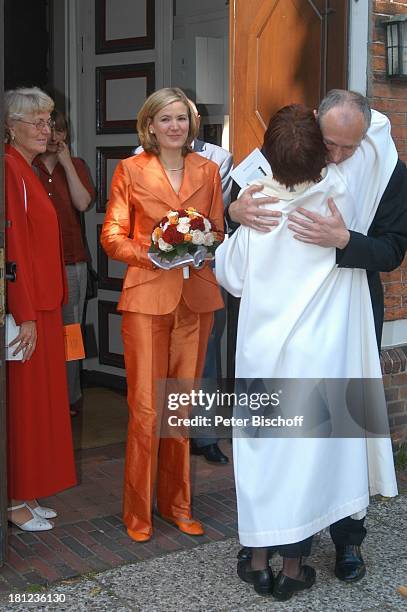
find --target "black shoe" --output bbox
[334,545,366,582]
[273,565,316,601]
[237,560,274,596]
[237,546,277,562]
[190,442,229,464]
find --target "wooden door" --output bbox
[0,0,7,566]
[230,0,349,162]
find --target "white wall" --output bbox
[348,0,370,94]
[172,0,229,136]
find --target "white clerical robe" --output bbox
[215,110,399,547]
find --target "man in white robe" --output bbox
[226,90,407,583]
[216,97,399,596]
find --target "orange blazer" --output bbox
[101,151,225,315]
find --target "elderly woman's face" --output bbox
[10,111,53,162]
[149,101,189,152]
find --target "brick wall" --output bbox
[369,0,407,322]
[381,349,407,448]
[369,1,407,446]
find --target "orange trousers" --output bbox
[121,300,213,535]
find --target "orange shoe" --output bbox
[127,528,151,542]
[161,516,204,536]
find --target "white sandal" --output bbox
[27,500,57,519]
[8,503,54,531]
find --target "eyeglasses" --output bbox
[17,118,56,131]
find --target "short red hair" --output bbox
[263,104,327,188]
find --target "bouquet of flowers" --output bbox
[148,207,222,273]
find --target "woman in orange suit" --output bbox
[101,88,224,542]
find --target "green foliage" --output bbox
[395,442,407,471]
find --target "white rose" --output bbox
[162,221,169,232]
[191,230,205,245]
[178,216,190,225]
[158,237,174,252]
[167,211,178,219]
[203,218,212,232]
[203,232,215,247]
[177,222,190,234]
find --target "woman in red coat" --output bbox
[5,87,77,531]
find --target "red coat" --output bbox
[5,145,76,499]
[5,146,67,323]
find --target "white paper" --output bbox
[148,247,213,271]
[230,148,272,189]
[5,314,23,361]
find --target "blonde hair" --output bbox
[4,87,54,143]
[137,88,198,156]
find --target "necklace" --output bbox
[162,163,184,171]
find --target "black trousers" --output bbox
[330,515,367,546]
[254,515,366,559]
[276,536,313,558]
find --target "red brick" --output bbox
[381,269,402,283]
[384,295,402,308]
[374,1,407,16]
[384,282,403,295]
[52,546,92,574]
[382,374,391,386]
[372,55,387,72]
[390,373,407,386]
[385,387,399,401]
[369,42,385,56]
[385,113,407,126]
[28,558,61,583]
[391,126,407,140]
[372,83,407,100]
[5,548,31,574]
[384,307,407,321]
[370,98,407,113]
[387,400,406,415]
[393,414,407,426]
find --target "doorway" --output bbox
[0,0,352,570]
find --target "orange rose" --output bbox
[153,227,163,241]
[184,233,193,242]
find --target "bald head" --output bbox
[317,90,371,164]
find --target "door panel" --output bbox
[230,0,349,162]
[75,0,171,384]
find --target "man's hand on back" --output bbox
[228,184,282,232]
[287,198,350,249]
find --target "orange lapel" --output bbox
[178,152,207,206]
[136,153,180,211]
[135,151,208,214]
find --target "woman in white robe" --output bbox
[215,104,398,599]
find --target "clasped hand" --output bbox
[228,185,281,232]
[230,189,350,248]
[287,198,350,249]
